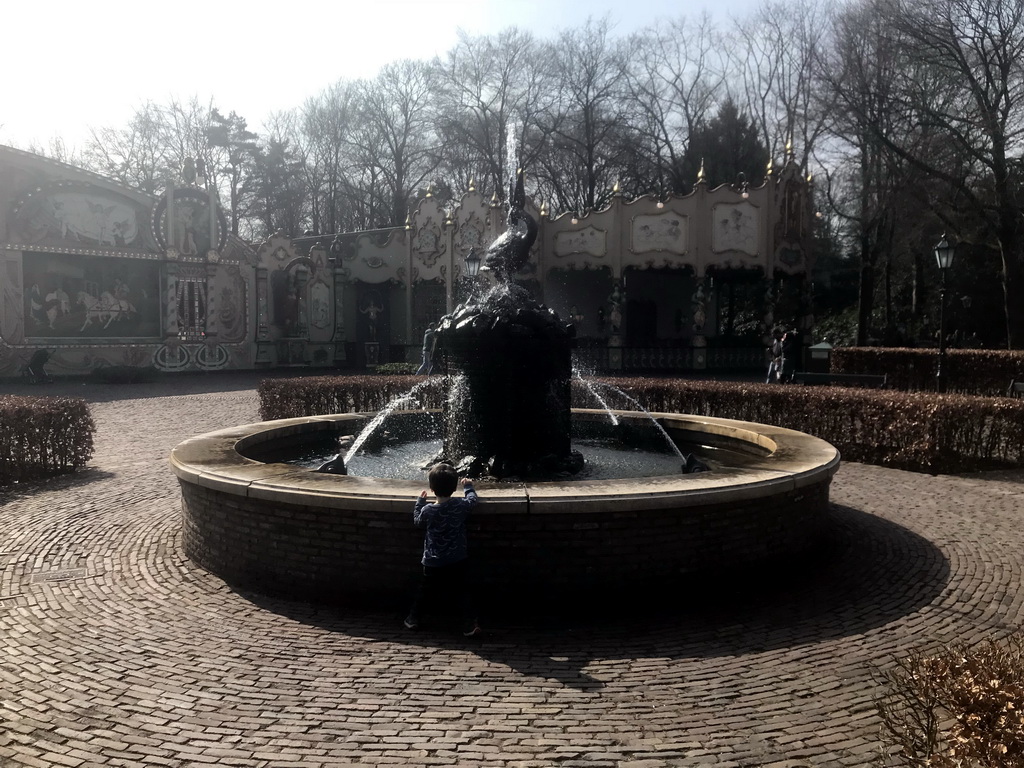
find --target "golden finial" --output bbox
[613,179,621,195]
[404,214,411,230]
[766,159,774,177]
[540,200,548,218]
[806,172,813,184]
[785,138,793,157]
[491,191,500,207]
[468,178,475,192]
[696,158,706,184]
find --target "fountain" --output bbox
[171,171,840,606]
[431,170,582,478]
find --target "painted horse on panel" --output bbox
[77,291,135,331]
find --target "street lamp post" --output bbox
[934,235,954,393]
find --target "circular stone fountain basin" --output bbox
[170,410,840,604]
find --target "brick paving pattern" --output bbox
[1,373,1022,767]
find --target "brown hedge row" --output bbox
[258,376,436,420]
[592,377,1024,474]
[831,347,1024,395]
[258,375,1024,474]
[0,395,96,485]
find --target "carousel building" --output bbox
[0,144,814,378]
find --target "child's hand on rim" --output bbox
[461,478,472,487]
[419,490,428,498]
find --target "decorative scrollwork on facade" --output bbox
[195,342,230,369]
[454,211,484,255]
[414,216,446,268]
[153,342,191,371]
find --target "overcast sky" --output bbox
[0,0,764,153]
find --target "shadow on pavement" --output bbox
[239,503,949,687]
[0,467,117,502]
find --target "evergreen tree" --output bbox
[677,98,769,192]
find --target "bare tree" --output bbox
[298,81,361,234]
[731,0,833,168]
[818,0,935,344]
[247,110,308,240]
[82,102,172,195]
[351,60,441,227]
[533,17,631,215]
[873,0,1024,348]
[623,14,726,196]
[434,28,554,198]
[25,136,80,166]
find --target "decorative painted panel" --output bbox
[23,252,162,339]
[631,213,688,254]
[11,182,151,249]
[711,203,759,255]
[215,266,247,343]
[554,226,607,258]
[309,279,331,330]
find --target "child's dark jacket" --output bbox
[413,484,478,566]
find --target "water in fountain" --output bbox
[343,378,439,464]
[572,369,620,426]
[286,358,713,480]
[586,380,686,462]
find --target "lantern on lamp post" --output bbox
[934,235,955,393]
[464,247,481,278]
[463,247,482,301]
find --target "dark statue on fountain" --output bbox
[432,170,583,479]
[481,168,539,280]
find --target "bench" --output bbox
[1008,380,1024,398]
[792,371,888,388]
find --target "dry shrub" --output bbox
[832,347,1024,396]
[585,377,1024,473]
[258,375,444,421]
[877,633,1024,767]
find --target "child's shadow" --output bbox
[242,504,950,692]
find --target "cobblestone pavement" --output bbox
[2,374,1023,767]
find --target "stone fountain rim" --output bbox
[169,410,840,514]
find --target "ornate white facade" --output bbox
[0,145,813,377]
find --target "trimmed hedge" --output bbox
[258,375,1024,474]
[593,377,1024,474]
[831,347,1024,396]
[0,396,95,485]
[259,376,433,420]
[373,362,419,376]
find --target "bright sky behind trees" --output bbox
[1,0,761,153]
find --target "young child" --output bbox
[405,463,480,636]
